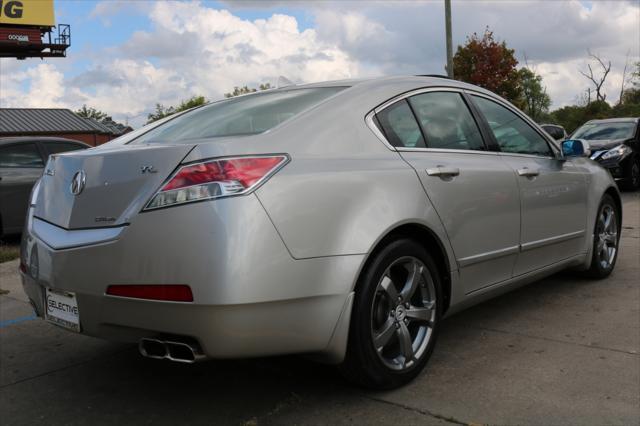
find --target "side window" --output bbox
[0,144,44,168]
[408,92,485,151]
[45,143,85,155]
[376,100,425,148]
[472,95,552,156]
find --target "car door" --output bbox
[374,89,521,294]
[469,94,588,275]
[0,143,45,234]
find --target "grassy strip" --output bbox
[0,244,20,263]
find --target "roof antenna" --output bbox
[277,76,294,88]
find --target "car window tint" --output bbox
[45,142,85,155]
[472,95,552,156]
[376,100,425,148]
[542,125,564,140]
[131,87,346,144]
[0,143,44,168]
[409,92,485,150]
[572,122,636,140]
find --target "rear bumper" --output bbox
[21,195,362,360]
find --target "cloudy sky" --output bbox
[0,0,638,128]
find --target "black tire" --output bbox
[340,238,442,390]
[584,194,620,278]
[620,159,640,191]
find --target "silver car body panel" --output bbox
[20,76,619,363]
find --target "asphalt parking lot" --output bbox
[0,193,638,426]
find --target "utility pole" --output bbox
[445,0,454,78]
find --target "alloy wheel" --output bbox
[370,256,436,371]
[596,204,618,269]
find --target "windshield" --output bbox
[572,122,636,140]
[130,87,346,144]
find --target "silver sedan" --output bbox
[20,76,621,389]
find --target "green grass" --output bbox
[0,243,20,263]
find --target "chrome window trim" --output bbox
[396,147,501,157]
[364,111,396,151]
[498,152,557,160]
[365,86,493,155]
[373,86,463,114]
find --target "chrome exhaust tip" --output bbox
[138,337,205,363]
[139,338,168,360]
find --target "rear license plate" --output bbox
[45,288,80,332]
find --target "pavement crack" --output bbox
[457,324,639,356]
[363,395,468,425]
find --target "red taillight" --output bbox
[145,155,288,210]
[106,285,194,302]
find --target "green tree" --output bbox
[76,105,109,121]
[224,83,272,98]
[453,28,523,107]
[620,61,640,106]
[547,100,613,134]
[146,95,207,124]
[519,68,551,122]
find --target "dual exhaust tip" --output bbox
[139,337,205,363]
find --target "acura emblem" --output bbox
[70,170,86,196]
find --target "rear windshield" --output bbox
[572,122,636,140]
[131,87,345,144]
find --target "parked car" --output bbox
[570,118,639,190]
[0,137,90,236]
[540,123,568,141]
[21,77,621,390]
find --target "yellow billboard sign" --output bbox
[0,0,55,27]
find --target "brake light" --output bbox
[145,155,288,210]
[106,285,193,302]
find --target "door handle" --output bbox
[517,167,539,177]
[426,166,460,177]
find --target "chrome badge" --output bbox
[70,170,86,196]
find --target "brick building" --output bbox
[0,108,132,146]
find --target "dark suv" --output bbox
[0,137,90,236]
[572,118,639,190]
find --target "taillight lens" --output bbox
[145,155,288,210]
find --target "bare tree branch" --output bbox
[619,50,631,105]
[580,50,611,102]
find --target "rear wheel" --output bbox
[340,238,442,389]
[584,194,620,278]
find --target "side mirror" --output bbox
[561,139,590,158]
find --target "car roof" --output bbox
[283,75,502,114]
[294,75,492,92]
[0,136,90,147]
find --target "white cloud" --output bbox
[1,0,638,126]
[0,62,67,108]
[3,2,361,127]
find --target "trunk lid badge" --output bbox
[70,170,86,195]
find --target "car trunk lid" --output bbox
[34,144,194,230]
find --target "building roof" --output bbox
[0,108,130,136]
